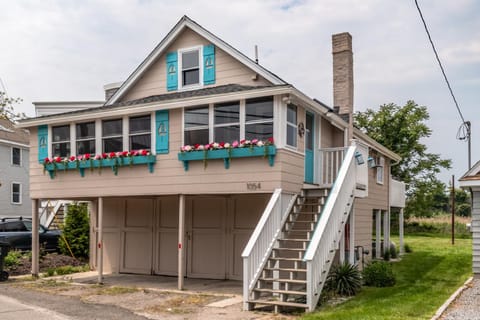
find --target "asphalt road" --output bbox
[0,284,149,320]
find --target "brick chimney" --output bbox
[332,32,354,140]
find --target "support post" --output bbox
[89,200,98,270]
[31,199,39,278]
[339,233,345,264]
[399,208,404,255]
[97,197,104,284]
[178,194,185,290]
[383,210,389,255]
[375,210,381,258]
[349,210,355,265]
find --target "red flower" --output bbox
[54,157,62,163]
[102,153,108,159]
[84,153,91,160]
[44,157,51,163]
[121,151,129,157]
[69,156,76,161]
[140,149,148,156]
[109,152,116,158]
[131,150,139,156]
[267,137,274,144]
[219,142,225,148]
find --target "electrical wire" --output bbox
[414,0,470,140]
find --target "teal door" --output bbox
[304,112,314,184]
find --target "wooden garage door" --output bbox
[120,198,153,274]
[154,196,179,275]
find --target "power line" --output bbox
[414,0,467,125]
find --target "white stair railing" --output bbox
[242,189,296,310]
[318,147,348,186]
[39,200,66,228]
[304,145,358,311]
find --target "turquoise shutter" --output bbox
[38,125,48,162]
[166,52,178,91]
[155,110,169,154]
[203,44,215,85]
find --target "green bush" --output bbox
[59,203,90,259]
[404,243,412,253]
[325,262,362,296]
[403,220,471,238]
[390,246,397,259]
[4,250,23,268]
[383,248,391,261]
[363,261,396,287]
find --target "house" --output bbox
[0,118,31,218]
[17,16,405,312]
[459,162,480,277]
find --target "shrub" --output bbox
[4,250,23,268]
[363,261,396,287]
[390,246,397,259]
[404,243,412,253]
[59,202,90,259]
[325,262,362,296]
[383,248,391,261]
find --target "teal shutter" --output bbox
[166,52,178,91]
[203,44,215,85]
[155,110,169,154]
[38,125,48,162]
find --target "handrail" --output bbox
[318,147,348,186]
[242,189,296,310]
[304,145,358,311]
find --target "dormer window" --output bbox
[181,49,201,87]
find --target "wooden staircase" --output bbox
[247,188,330,312]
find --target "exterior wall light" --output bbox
[355,151,365,165]
[368,157,376,168]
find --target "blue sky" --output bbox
[0,0,479,183]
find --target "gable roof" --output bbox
[106,15,287,105]
[460,160,480,181]
[0,118,29,146]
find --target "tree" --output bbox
[0,91,23,121]
[59,203,90,259]
[354,100,451,217]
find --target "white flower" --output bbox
[224,142,231,148]
[257,141,264,147]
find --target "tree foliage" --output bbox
[0,91,24,121]
[354,101,451,216]
[59,203,90,259]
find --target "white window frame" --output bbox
[376,156,385,185]
[101,118,124,153]
[213,101,241,142]
[128,114,152,151]
[178,46,203,90]
[183,105,210,146]
[245,97,274,141]
[286,104,298,148]
[11,182,21,205]
[76,121,96,155]
[51,124,71,158]
[11,147,21,166]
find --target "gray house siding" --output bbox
[0,143,31,217]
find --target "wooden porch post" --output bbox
[375,210,381,258]
[399,208,404,255]
[383,210,389,255]
[349,210,355,265]
[178,194,185,290]
[97,197,104,284]
[31,199,39,278]
[339,231,345,264]
[89,200,98,270]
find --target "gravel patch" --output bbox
[440,278,480,320]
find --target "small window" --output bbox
[286,104,297,147]
[376,157,385,184]
[52,125,70,157]
[11,147,21,166]
[4,221,27,232]
[102,119,123,153]
[76,122,96,155]
[184,106,209,146]
[181,49,200,87]
[11,183,21,204]
[245,97,274,141]
[214,101,240,142]
[129,115,151,150]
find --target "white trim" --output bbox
[150,112,156,155]
[0,139,29,148]
[95,119,102,155]
[70,121,76,156]
[11,146,22,166]
[286,104,298,148]
[122,115,129,151]
[11,181,22,205]
[178,45,203,90]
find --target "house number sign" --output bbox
[247,182,261,190]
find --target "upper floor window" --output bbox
[180,48,201,88]
[11,182,21,204]
[184,106,209,146]
[245,97,273,141]
[214,101,240,142]
[76,122,95,155]
[11,147,21,166]
[286,104,297,147]
[129,115,151,150]
[102,119,123,153]
[52,125,70,157]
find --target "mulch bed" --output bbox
[6,253,86,276]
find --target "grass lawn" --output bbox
[302,235,472,320]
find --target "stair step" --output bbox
[253,288,307,296]
[278,238,310,242]
[273,247,305,252]
[259,278,307,284]
[248,299,308,309]
[264,267,307,273]
[269,257,303,262]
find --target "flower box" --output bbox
[177,145,276,171]
[43,155,156,179]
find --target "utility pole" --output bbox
[451,175,455,245]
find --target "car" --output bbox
[0,217,61,252]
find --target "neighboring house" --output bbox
[459,162,480,277]
[17,16,405,312]
[0,118,31,218]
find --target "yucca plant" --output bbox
[325,262,362,296]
